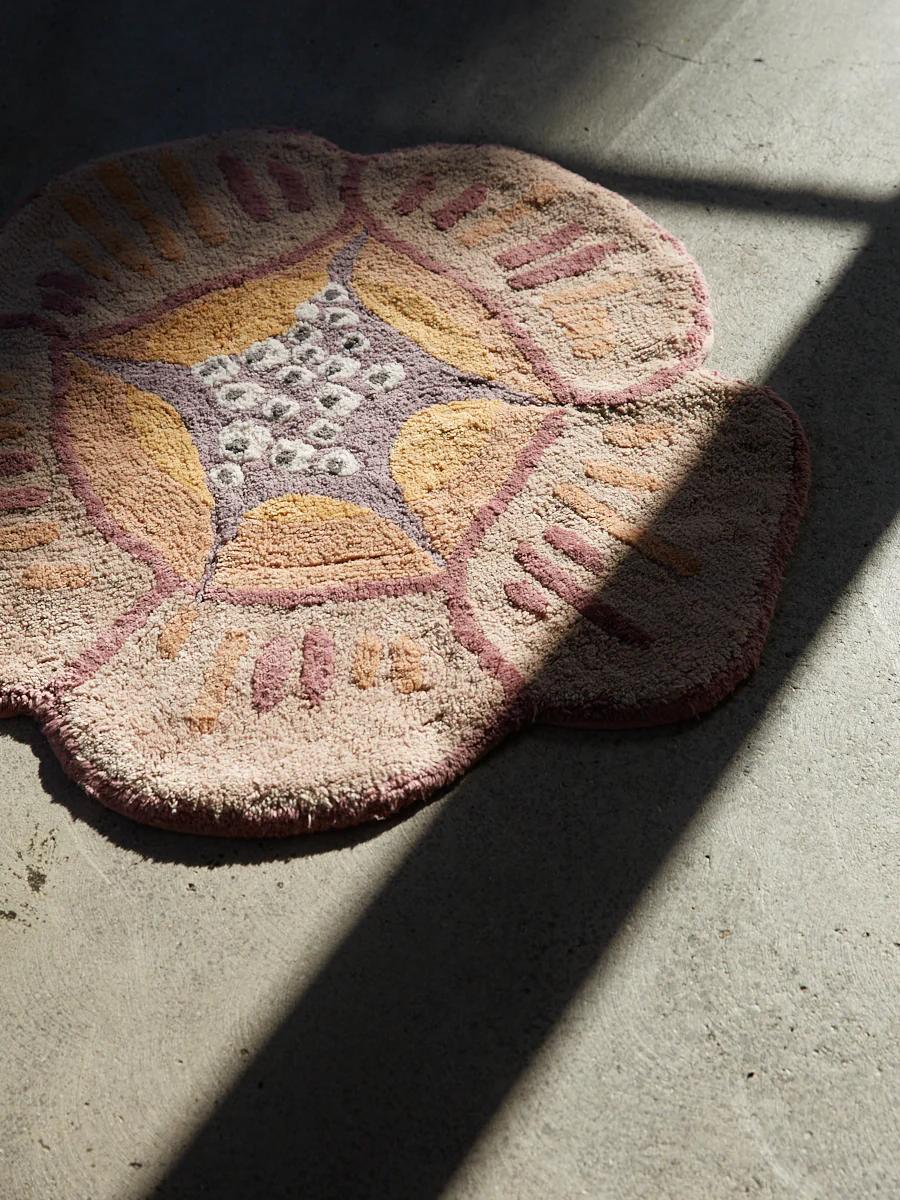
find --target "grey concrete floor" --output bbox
[1,2,898,1197]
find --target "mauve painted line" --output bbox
[507,241,619,290]
[431,183,489,231]
[446,410,567,570]
[301,627,334,705]
[267,159,312,212]
[515,542,651,645]
[543,524,606,574]
[0,487,50,510]
[36,271,95,297]
[205,571,443,610]
[443,587,527,700]
[41,291,83,317]
[0,451,37,477]
[503,579,550,617]
[393,174,436,216]
[52,580,182,693]
[218,154,272,222]
[0,311,69,340]
[252,637,294,713]
[495,221,586,270]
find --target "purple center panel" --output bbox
[81,234,539,562]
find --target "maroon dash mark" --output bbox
[514,542,650,645]
[267,159,312,212]
[543,525,606,574]
[252,637,294,713]
[432,183,489,231]
[0,451,37,477]
[507,241,619,290]
[393,174,436,216]
[36,271,96,297]
[218,154,272,221]
[40,291,84,316]
[503,579,550,618]
[495,222,586,271]
[301,627,335,705]
[0,487,51,510]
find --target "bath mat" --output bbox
[0,131,808,836]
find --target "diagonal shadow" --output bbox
[130,190,898,1199]
[1,0,681,212]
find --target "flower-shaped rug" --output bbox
[0,131,808,835]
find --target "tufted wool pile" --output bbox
[0,131,808,836]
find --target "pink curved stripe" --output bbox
[49,348,189,590]
[444,586,526,699]
[205,572,442,609]
[441,410,566,696]
[53,581,181,694]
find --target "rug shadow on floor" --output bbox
[132,183,898,1199]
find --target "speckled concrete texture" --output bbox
[0,1,897,1198]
